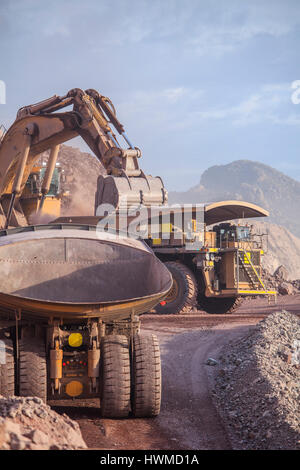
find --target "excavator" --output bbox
[0,88,276,417]
[0,87,166,229]
[0,88,171,417]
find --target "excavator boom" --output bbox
[0,88,167,228]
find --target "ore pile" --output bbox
[0,396,87,450]
[214,311,300,450]
[263,266,300,295]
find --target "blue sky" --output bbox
[1,0,300,190]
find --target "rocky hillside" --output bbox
[214,310,300,450]
[0,396,87,450]
[168,160,300,238]
[250,221,300,280]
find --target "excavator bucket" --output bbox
[95,174,167,210]
[0,224,172,322]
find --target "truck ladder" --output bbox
[238,249,277,303]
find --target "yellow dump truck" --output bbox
[59,200,277,315]
[144,201,277,314]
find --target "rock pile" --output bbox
[263,266,300,296]
[213,310,300,450]
[0,396,87,450]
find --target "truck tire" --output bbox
[100,335,131,418]
[198,295,243,314]
[0,338,15,397]
[19,338,47,402]
[131,334,161,418]
[153,261,198,314]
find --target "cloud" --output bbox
[177,83,300,128]
[116,86,205,134]
[162,88,187,104]
[95,0,300,57]
[3,0,300,56]
[184,1,300,56]
[43,24,71,38]
[115,82,300,137]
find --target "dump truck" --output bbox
[0,88,172,417]
[59,201,277,315]
[144,202,277,314]
[0,225,171,416]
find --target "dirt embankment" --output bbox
[264,265,300,296]
[213,310,300,450]
[0,396,87,450]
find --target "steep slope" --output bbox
[250,221,300,280]
[168,160,300,238]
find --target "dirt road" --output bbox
[51,294,300,450]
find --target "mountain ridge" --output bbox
[168,159,300,238]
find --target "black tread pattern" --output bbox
[132,334,161,418]
[19,338,47,402]
[198,295,243,314]
[0,338,15,397]
[154,261,198,315]
[100,335,131,418]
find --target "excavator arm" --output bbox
[0,88,167,228]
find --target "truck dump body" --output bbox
[0,225,172,321]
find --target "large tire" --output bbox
[0,338,15,397]
[132,334,161,418]
[100,335,131,418]
[19,338,47,402]
[153,261,198,314]
[198,295,243,314]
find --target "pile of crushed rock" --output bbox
[0,396,87,450]
[213,310,300,450]
[263,265,300,296]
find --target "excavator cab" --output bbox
[24,165,61,196]
[20,163,65,221]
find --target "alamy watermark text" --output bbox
[0,80,6,104]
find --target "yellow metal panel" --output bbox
[238,290,277,295]
[243,251,251,264]
[65,380,83,397]
[152,238,162,245]
[68,333,83,348]
[42,197,61,218]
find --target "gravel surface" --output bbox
[0,396,87,450]
[0,300,299,450]
[213,310,300,450]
